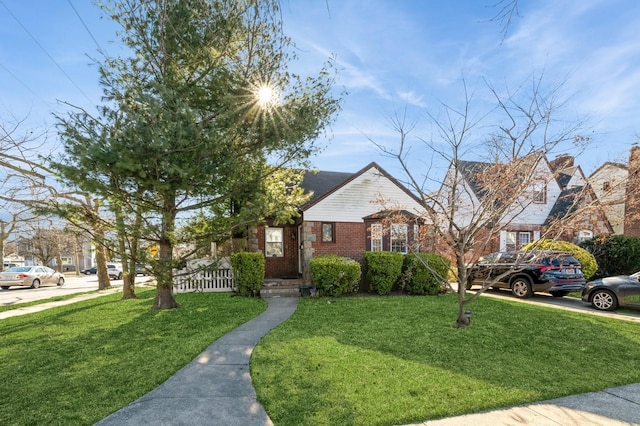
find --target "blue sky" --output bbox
[2,0,639,182]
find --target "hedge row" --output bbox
[230,251,452,298]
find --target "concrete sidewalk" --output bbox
[95,297,299,426]
[415,383,640,425]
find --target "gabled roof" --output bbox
[589,161,627,178]
[300,170,353,204]
[556,172,573,189]
[457,154,544,201]
[457,160,493,199]
[299,162,422,211]
[544,187,583,225]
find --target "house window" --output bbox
[371,223,383,252]
[577,230,593,243]
[602,181,611,192]
[265,228,284,257]
[506,231,531,251]
[532,180,546,204]
[506,231,517,251]
[321,223,334,242]
[391,224,408,254]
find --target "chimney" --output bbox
[549,154,574,171]
[624,144,640,236]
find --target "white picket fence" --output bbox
[173,258,236,293]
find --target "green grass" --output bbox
[3,290,640,426]
[0,288,266,426]
[251,294,640,426]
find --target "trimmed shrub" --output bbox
[581,235,640,277]
[400,253,451,295]
[522,239,597,279]
[230,252,265,297]
[362,252,404,295]
[309,255,361,297]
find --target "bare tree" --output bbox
[373,74,600,327]
[0,115,118,289]
[489,0,520,42]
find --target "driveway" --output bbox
[475,287,640,322]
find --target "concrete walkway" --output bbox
[95,297,299,426]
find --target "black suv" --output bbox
[466,251,586,298]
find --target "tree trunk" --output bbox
[114,203,136,300]
[95,244,110,290]
[152,284,179,309]
[454,252,472,328]
[152,195,179,310]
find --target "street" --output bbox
[0,274,123,306]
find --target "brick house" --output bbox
[247,162,427,281]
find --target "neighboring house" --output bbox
[248,162,428,280]
[547,155,613,243]
[588,161,627,235]
[624,145,640,237]
[444,153,612,254]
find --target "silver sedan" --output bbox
[0,266,65,290]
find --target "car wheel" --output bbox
[1,286,9,290]
[31,279,41,289]
[549,291,569,297]
[117,273,123,280]
[465,278,473,290]
[57,277,65,287]
[511,277,533,298]
[590,289,618,311]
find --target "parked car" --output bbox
[135,264,151,276]
[581,272,640,311]
[107,264,123,280]
[466,250,586,298]
[0,266,65,289]
[81,266,98,275]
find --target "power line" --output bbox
[0,0,96,108]
[0,63,51,106]
[67,0,107,56]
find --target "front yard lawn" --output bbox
[251,294,640,426]
[2,290,639,426]
[0,289,266,425]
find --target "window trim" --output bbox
[370,223,383,252]
[390,223,408,254]
[532,180,547,204]
[265,227,284,257]
[321,222,335,243]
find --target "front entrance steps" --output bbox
[260,278,305,298]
